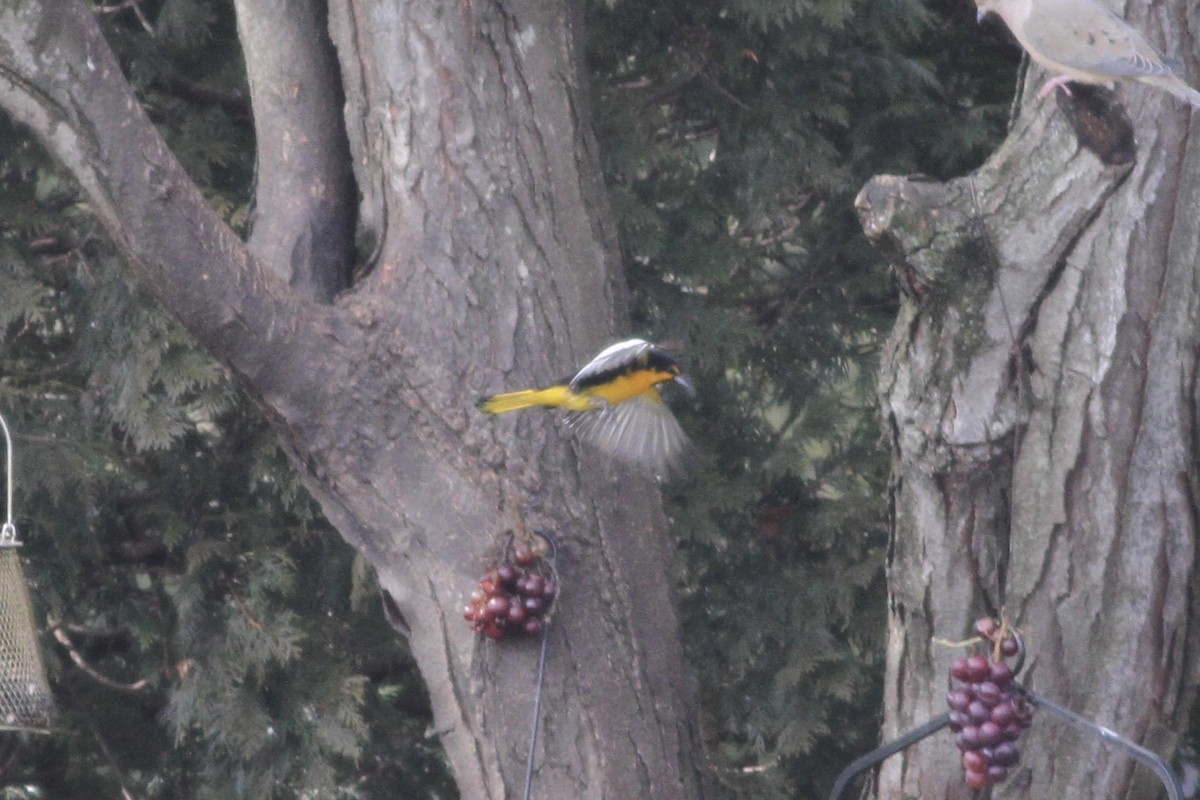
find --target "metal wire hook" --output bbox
[0,410,16,544]
[522,529,559,800]
[826,629,1182,800]
[1016,686,1183,800]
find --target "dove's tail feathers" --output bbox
[1176,84,1200,109]
[1146,75,1200,107]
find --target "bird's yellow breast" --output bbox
[583,368,674,405]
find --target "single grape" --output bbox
[1000,636,1019,657]
[991,702,1017,727]
[965,655,990,683]
[957,725,981,750]
[964,769,989,789]
[507,602,527,623]
[946,689,972,711]
[967,700,990,724]
[974,617,998,639]
[486,595,511,616]
[978,721,1002,747]
[987,765,1009,783]
[524,596,546,614]
[1003,723,1025,741]
[992,741,1020,767]
[950,657,972,682]
[962,749,987,772]
[524,573,546,597]
[523,617,545,636]
[977,681,1002,706]
[989,660,1013,686]
[513,543,537,566]
[496,563,518,587]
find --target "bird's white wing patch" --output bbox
[569,339,652,387]
[567,393,688,479]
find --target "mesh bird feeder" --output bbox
[0,412,54,732]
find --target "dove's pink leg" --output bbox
[1038,75,1075,99]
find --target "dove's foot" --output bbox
[1038,75,1075,99]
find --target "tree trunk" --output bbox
[857,15,1200,800]
[0,1,710,797]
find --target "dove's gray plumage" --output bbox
[976,0,1200,106]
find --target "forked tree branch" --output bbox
[0,0,355,408]
[234,0,358,301]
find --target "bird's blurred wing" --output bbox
[567,393,688,479]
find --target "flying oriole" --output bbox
[476,338,692,477]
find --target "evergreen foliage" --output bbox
[0,0,1021,797]
[588,0,1014,793]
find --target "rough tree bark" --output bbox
[235,0,356,302]
[856,5,1200,798]
[0,1,710,798]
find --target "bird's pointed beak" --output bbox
[672,374,696,399]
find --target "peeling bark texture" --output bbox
[857,17,1200,800]
[0,1,709,798]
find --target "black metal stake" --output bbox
[827,685,1183,800]
[1017,686,1183,800]
[827,713,951,800]
[521,530,558,800]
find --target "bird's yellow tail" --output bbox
[477,385,595,414]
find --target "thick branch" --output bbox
[0,0,353,408]
[235,0,357,301]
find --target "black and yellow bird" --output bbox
[476,338,692,477]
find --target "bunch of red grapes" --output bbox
[464,542,558,641]
[946,618,1033,789]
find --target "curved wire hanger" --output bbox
[0,411,17,545]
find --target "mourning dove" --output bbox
[975,0,1200,106]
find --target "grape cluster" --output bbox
[464,542,557,641]
[946,618,1032,789]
